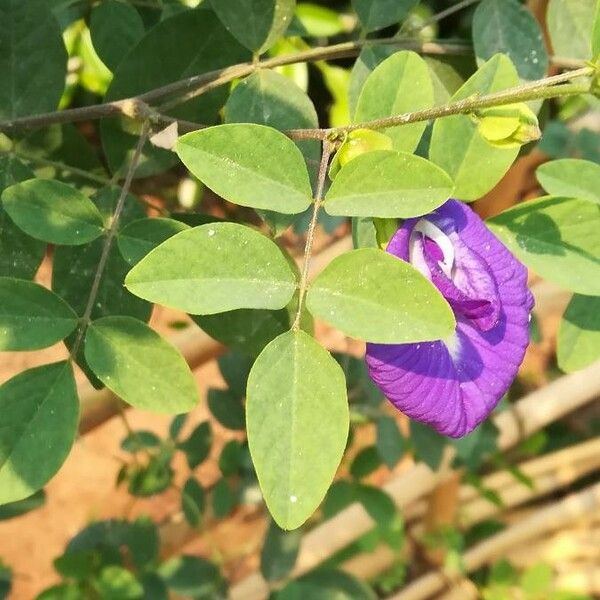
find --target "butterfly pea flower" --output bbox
[366,200,534,438]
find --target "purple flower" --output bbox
[366,200,534,438]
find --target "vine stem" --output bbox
[69,122,150,360]
[288,72,593,140]
[292,140,332,331]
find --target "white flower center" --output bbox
[409,219,455,278]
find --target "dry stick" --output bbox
[389,481,600,600]
[336,439,600,586]
[69,122,150,360]
[0,38,469,135]
[229,359,600,600]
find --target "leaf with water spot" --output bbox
[125,223,297,315]
[247,330,348,529]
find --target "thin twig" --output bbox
[69,122,151,359]
[292,140,332,331]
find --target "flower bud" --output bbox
[329,128,393,179]
[474,103,541,149]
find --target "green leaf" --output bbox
[488,196,600,295]
[208,389,245,431]
[125,222,297,314]
[278,569,376,600]
[429,54,520,201]
[2,179,104,245]
[101,9,249,177]
[193,307,291,356]
[218,351,253,397]
[95,566,144,600]
[176,124,312,214]
[355,484,396,527]
[157,556,226,599]
[117,218,190,265]
[84,316,199,413]
[292,4,344,37]
[547,0,598,60]
[0,361,79,504]
[224,68,320,217]
[0,278,77,350]
[212,477,237,518]
[178,422,212,469]
[473,0,548,80]
[260,519,301,582]
[247,330,349,529]
[0,0,67,119]
[594,0,600,57]
[127,452,174,497]
[210,0,295,53]
[181,477,205,527]
[354,51,434,153]
[558,295,600,372]
[90,0,145,72]
[306,248,455,343]
[376,416,406,469]
[350,446,382,479]
[536,159,600,205]
[352,0,418,32]
[324,150,453,218]
[0,156,46,280]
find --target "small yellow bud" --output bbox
[475,103,541,149]
[329,129,393,179]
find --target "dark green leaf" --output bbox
[210,0,295,53]
[169,414,187,440]
[247,330,349,529]
[217,351,253,396]
[127,453,174,497]
[0,278,77,350]
[429,54,520,200]
[451,420,499,470]
[125,223,297,314]
[354,51,434,153]
[120,431,162,453]
[217,442,242,478]
[208,389,245,431]
[2,179,105,245]
[352,0,418,32]
[355,484,396,527]
[178,422,212,469]
[473,0,548,80]
[117,218,189,265]
[0,0,67,119]
[0,361,78,504]
[260,519,301,582]
[411,422,446,470]
[322,480,357,519]
[306,248,455,343]
[182,477,205,527]
[350,446,382,480]
[324,150,453,218]
[193,307,290,356]
[212,477,237,518]
[101,9,249,177]
[376,416,406,469]
[90,0,145,72]
[558,294,600,372]
[278,569,376,600]
[536,159,600,205]
[157,555,226,599]
[488,196,600,295]
[0,489,45,521]
[84,316,199,413]
[37,583,84,600]
[0,156,45,280]
[176,124,312,213]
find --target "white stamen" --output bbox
[410,219,455,278]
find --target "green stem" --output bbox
[292,140,332,332]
